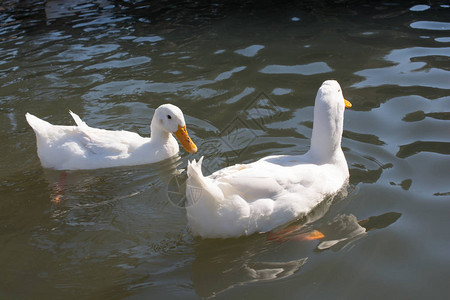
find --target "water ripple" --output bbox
[410,21,450,31]
[409,5,430,12]
[397,141,450,158]
[85,56,151,70]
[354,47,450,89]
[234,45,265,57]
[1,1,450,299]
[133,36,164,43]
[56,44,120,62]
[260,62,333,75]
[214,66,246,81]
[72,16,132,29]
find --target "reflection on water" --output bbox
[1,0,450,299]
[268,212,401,252]
[192,236,308,298]
[354,47,450,89]
[315,212,401,251]
[192,188,400,298]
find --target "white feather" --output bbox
[26,104,194,170]
[186,80,351,238]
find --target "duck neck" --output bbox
[150,118,172,145]
[309,101,343,163]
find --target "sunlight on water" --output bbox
[0,0,449,299]
[260,62,333,75]
[354,47,450,89]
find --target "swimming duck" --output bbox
[26,104,197,170]
[185,80,352,238]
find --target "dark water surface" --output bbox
[1,0,449,299]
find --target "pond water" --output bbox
[1,0,449,299]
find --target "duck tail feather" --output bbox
[69,110,87,127]
[25,113,52,132]
[187,156,204,179]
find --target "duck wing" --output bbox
[73,126,144,156]
[66,110,144,155]
[209,162,285,202]
[26,112,147,169]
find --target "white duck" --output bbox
[26,104,197,170]
[186,80,352,238]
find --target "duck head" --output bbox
[152,104,197,153]
[310,80,351,162]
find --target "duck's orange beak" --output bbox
[345,99,352,108]
[174,125,197,154]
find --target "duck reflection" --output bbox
[269,212,401,252]
[42,155,182,204]
[317,212,401,251]
[191,235,308,298]
[191,189,350,298]
[192,211,400,298]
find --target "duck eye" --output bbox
[167,115,172,119]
